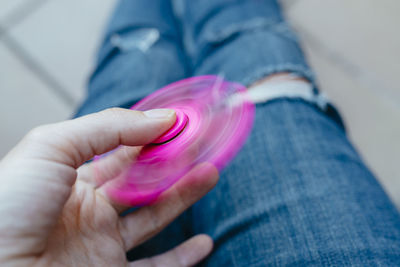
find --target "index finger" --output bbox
[117,163,219,251]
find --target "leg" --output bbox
[178,0,400,265]
[180,0,314,86]
[75,0,189,116]
[74,0,190,260]
[193,100,400,266]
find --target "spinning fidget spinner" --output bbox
[101,76,255,206]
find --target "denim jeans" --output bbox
[75,0,400,265]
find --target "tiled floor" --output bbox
[1,1,399,205]
[0,0,116,154]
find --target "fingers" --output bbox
[21,108,176,168]
[77,145,141,188]
[119,163,219,250]
[129,235,213,267]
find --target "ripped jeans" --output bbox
[75,0,400,266]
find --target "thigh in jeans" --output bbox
[193,100,400,266]
[180,0,314,87]
[178,0,400,265]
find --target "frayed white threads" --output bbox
[111,28,160,53]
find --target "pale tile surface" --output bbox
[9,0,116,105]
[0,42,71,158]
[283,1,400,205]
[0,0,32,24]
[286,0,400,104]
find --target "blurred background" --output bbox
[0,0,399,206]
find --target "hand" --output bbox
[0,108,219,266]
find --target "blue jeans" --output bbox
[76,0,400,265]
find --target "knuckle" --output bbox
[100,107,131,117]
[26,125,52,142]
[102,107,125,114]
[99,107,145,121]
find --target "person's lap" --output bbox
[76,0,400,265]
[192,100,400,265]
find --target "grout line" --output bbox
[0,0,50,33]
[0,0,77,109]
[1,33,77,108]
[292,23,400,110]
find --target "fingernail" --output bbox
[144,109,175,119]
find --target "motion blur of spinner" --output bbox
[97,76,255,206]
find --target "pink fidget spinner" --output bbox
[103,76,255,206]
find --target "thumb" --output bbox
[0,108,175,258]
[20,108,176,168]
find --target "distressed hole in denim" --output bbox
[247,80,329,112]
[204,18,297,44]
[111,28,160,53]
[239,64,316,90]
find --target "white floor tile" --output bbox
[0,0,32,24]
[9,0,117,105]
[302,40,400,207]
[0,42,71,158]
[286,0,400,105]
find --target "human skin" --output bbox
[249,72,308,88]
[0,108,219,267]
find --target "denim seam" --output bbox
[193,1,244,38]
[203,17,289,43]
